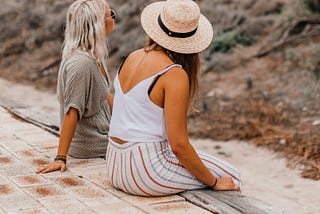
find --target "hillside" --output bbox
[0,0,319,179]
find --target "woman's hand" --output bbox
[213,177,240,191]
[35,107,77,174]
[36,161,67,174]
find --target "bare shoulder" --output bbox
[128,48,145,58]
[125,48,145,67]
[162,66,189,92]
[164,66,188,83]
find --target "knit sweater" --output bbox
[57,51,111,158]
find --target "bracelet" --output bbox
[209,178,218,188]
[54,156,67,164]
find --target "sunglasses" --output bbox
[106,9,116,21]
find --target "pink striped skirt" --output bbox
[106,138,241,196]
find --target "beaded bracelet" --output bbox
[54,156,67,164]
[209,178,218,188]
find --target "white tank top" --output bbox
[109,63,182,142]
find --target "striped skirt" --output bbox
[106,139,241,196]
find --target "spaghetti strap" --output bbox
[117,56,128,75]
[157,64,182,76]
[148,64,182,95]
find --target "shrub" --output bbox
[305,0,320,13]
[211,31,255,53]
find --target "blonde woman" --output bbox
[107,0,241,196]
[37,0,115,174]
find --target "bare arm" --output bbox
[107,93,114,114]
[56,107,78,156]
[36,107,78,173]
[163,68,239,191]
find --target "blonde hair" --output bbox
[62,0,108,63]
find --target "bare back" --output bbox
[118,48,177,108]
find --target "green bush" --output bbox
[211,31,255,53]
[305,0,320,14]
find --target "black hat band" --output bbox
[158,15,198,38]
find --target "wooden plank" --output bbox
[0,97,60,136]
[180,190,281,214]
[10,107,60,136]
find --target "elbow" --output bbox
[167,131,189,156]
[169,140,186,156]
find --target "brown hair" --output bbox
[144,37,200,106]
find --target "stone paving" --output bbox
[0,106,210,214]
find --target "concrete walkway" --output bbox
[0,106,210,214]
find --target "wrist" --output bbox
[54,156,67,164]
[209,177,218,189]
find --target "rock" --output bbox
[312,120,320,126]
[279,139,286,145]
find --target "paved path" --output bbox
[0,106,210,214]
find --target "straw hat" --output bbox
[141,0,213,54]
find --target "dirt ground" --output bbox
[188,36,320,181]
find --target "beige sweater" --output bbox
[57,51,111,158]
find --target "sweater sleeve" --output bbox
[63,58,96,120]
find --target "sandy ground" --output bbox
[0,77,319,214]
